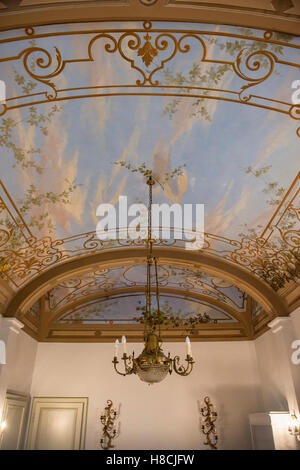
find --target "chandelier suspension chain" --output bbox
[155,257,161,341]
[146,176,154,338]
[112,174,195,383]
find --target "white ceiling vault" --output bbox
[0,1,299,342]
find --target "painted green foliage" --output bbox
[0,30,298,295]
[162,30,292,121]
[239,165,300,291]
[0,69,81,273]
[114,160,186,187]
[160,30,299,291]
[135,299,215,335]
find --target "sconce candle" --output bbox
[185,336,192,357]
[114,339,119,358]
[122,336,127,355]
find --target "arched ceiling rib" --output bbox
[18,260,258,342]
[5,247,287,316]
[47,288,246,325]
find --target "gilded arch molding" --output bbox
[4,247,288,319]
[47,286,249,324]
[0,0,300,35]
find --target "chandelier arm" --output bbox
[112,358,128,376]
[123,354,136,375]
[167,352,173,374]
[112,355,135,376]
[172,355,195,376]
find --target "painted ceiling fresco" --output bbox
[44,265,247,312]
[0,20,299,338]
[55,294,238,325]
[27,266,247,326]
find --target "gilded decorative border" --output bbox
[0,21,299,136]
[0,171,299,290]
[44,264,246,313]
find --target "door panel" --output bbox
[26,397,88,450]
[0,393,28,450]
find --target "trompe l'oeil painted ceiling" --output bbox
[0,19,299,341]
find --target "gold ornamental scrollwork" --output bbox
[1,236,68,281]
[233,49,276,102]
[289,105,300,137]
[138,33,158,67]
[0,227,12,248]
[20,46,63,100]
[0,21,299,135]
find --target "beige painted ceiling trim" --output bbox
[0,0,299,34]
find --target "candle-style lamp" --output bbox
[114,339,119,358]
[288,411,300,441]
[200,396,218,450]
[100,400,119,450]
[185,336,192,357]
[122,336,127,355]
[0,420,7,445]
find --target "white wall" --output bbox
[7,330,37,395]
[5,309,300,450]
[0,321,37,423]
[254,312,300,416]
[254,330,288,412]
[291,306,300,338]
[30,340,263,450]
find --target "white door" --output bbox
[0,392,29,450]
[26,397,88,450]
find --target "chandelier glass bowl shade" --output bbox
[134,334,171,384]
[136,359,170,384]
[112,176,195,384]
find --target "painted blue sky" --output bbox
[57,293,237,324]
[0,21,299,250]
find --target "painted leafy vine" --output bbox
[239,165,300,290]
[162,30,292,121]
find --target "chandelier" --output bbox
[112,176,195,384]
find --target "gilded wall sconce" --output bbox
[0,420,6,436]
[288,411,300,441]
[200,396,218,450]
[100,400,119,450]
